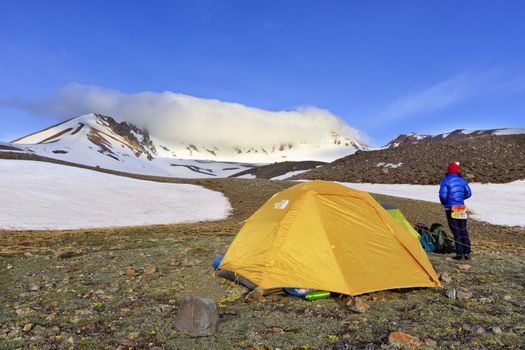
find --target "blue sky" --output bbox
[0,0,524,146]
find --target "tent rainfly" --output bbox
[219,180,441,296]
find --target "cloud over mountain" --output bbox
[3,84,367,147]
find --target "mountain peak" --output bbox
[6,113,366,177]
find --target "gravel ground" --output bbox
[0,162,523,349]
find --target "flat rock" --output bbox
[175,296,218,337]
[456,287,472,300]
[126,266,140,278]
[492,327,503,335]
[388,331,423,349]
[458,264,471,271]
[144,265,158,275]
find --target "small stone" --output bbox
[456,287,472,300]
[30,284,41,291]
[503,295,512,301]
[478,296,494,304]
[424,339,437,347]
[462,323,472,331]
[182,258,194,267]
[264,326,284,334]
[470,325,485,334]
[144,265,158,276]
[388,331,423,349]
[349,297,370,313]
[159,304,172,313]
[175,296,219,337]
[128,331,141,339]
[119,338,135,347]
[445,288,457,299]
[245,287,265,302]
[170,259,182,268]
[458,264,471,271]
[438,272,452,283]
[23,323,33,332]
[126,266,140,278]
[492,327,503,335]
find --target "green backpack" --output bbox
[430,223,455,254]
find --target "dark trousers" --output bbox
[445,210,471,255]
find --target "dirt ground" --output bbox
[1,175,524,349]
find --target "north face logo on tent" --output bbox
[274,199,289,209]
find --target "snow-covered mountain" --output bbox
[6,113,365,178]
[385,128,525,148]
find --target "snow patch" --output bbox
[492,128,525,136]
[376,162,403,169]
[338,181,525,227]
[271,169,310,180]
[0,160,231,230]
[236,174,256,179]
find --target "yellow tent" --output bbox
[219,180,441,296]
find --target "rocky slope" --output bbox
[385,128,525,148]
[230,160,326,179]
[294,134,525,184]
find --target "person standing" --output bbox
[439,162,473,260]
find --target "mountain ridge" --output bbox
[385,128,525,148]
[5,113,365,178]
[292,133,525,184]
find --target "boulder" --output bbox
[445,288,457,299]
[175,296,218,337]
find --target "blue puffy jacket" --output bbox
[439,174,472,209]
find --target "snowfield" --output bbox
[339,181,525,227]
[0,160,231,230]
[271,169,311,180]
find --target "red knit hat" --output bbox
[447,162,460,174]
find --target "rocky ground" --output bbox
[0,162,524,349]
[230,161,326,179]
[293,135,525,184]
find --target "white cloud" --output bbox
[3,84,368,147]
